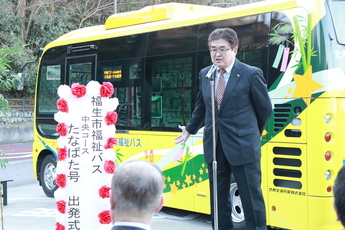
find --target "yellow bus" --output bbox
[30,0,345,229]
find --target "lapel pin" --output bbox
[237,74,240,78]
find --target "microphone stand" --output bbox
[208,65,218,230]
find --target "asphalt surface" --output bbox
[0,143,211,229]
[2,182,211,230]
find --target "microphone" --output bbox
[205,64,218,79]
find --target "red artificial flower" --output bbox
[104,160,116,174]
[100,82,114,98]
[57,98,68,113]
[104,137,117,149]
[56,200,66,214]
[55,222,65,230]
[98,210,111,224]
[57,146,68,161]
[104,111,118,125]
[56,123,68,136]
[56,174,67,188]
[99,185,111,199]
[71,83,86,98]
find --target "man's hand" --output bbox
[174,125,191,144]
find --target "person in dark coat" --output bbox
[110,160,165,230]
[175,27,272,230]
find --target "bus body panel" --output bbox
[308,196,339,229]
[32,0,345,229]
[306,97,338,197]
[266,142,307,229]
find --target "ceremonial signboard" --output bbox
[54,81,118,230]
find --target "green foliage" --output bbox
[0,47,22,92]
[0,0,22,47]
[269,23,294,45]
[115,148,123,167]
[0,151,8,169]
[0,46,22,117]
[269,14,317,73]
[177,145,192,176]
[0,94,10,115]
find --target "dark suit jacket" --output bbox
[186,59,272,165]
[111,225,147,230]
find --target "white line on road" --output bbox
[2,152,31,160]
[11,208,56,217]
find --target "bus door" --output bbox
[65,54,97,86]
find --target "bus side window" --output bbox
[37,65,61,114]
[150,57,193,129]
[115,86,141,128]
[69,62,92,86]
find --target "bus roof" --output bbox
[47,0,298,50]
[104,3,220,30]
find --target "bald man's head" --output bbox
[110,160,164,222]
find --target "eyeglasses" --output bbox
[209,48,231,54]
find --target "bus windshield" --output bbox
[328,0,345,44]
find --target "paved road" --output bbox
[0,143,33,187]
[3,182,211,230]
[3,182,56,230]
[0,143,32,162]
[0,143,211,229]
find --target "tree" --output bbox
[0,0,35,98]
[1,0,115,98]
[61,0,113,29]
[0,47,22,111]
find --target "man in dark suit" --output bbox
[175,28,272,230]
[110,160,165,230]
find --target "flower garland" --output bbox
[54,81,118,230]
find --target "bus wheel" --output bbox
[230,182,246,229]
[39,154,58,198]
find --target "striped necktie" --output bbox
[216,69,226,110]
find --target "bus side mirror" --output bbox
[16,73,28,90]
[17,47,43,90]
